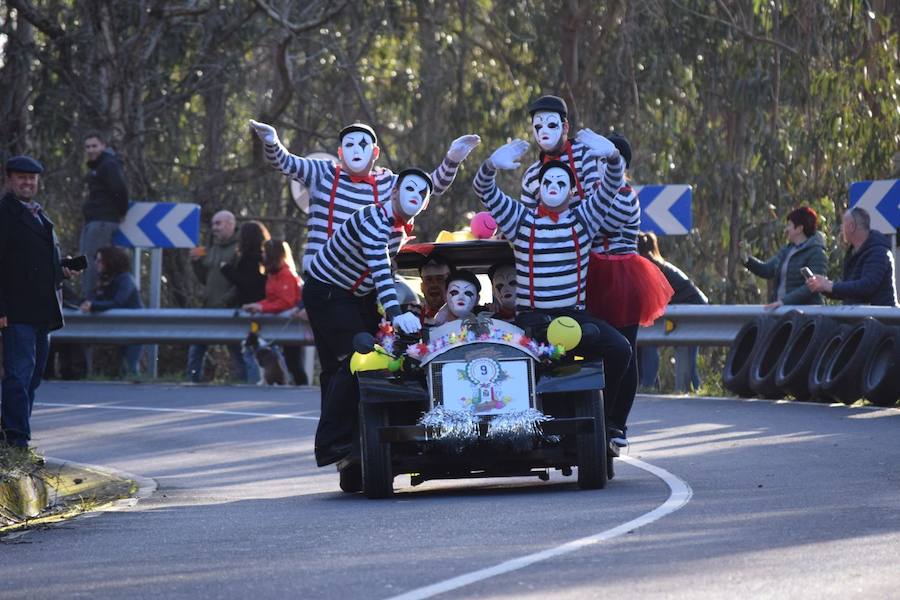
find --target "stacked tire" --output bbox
[722,314,900,406]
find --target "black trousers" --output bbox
[515,308,632,428]
[303,278,379,466]
[609,324,638,432]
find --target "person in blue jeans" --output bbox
[1,156,77,449]
[79,246,144,376]
[637,232,708,392]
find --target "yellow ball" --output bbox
[350,350,391,373]
[547,317,582,351]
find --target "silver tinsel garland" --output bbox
[418,406,554,452]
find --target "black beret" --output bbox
[445,268,481,294]
[396,167,434,194]
[537,159,576,188]
[528,95,568,120]
[338,123,378,146]
[608,133,632,168]
[5,155,44,174]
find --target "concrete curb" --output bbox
[1,458,156,540]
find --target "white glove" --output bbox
[488,139,529,170]
[575,128,617,158]
[392,311,422,334]
[249,119,278,144]
[446,134,481,163]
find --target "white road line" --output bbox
[36,402,319,421]
[385,455,693,600]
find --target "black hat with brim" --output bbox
[528,95,568,120]
[445,268,481,294]
[5,155,44,174]
[338,123,378,146]
[537,159,576,187]
[396,167,434,194]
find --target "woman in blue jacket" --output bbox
[80,246,143,376]
[741,206,828,308]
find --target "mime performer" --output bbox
[249,119,479,418]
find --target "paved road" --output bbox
[2,382,899,599]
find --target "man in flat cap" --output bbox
[0,155,74,449]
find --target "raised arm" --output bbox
[472,140,530,240]
[430,134,481,196]
[249,119,328,188]
[578,151,627,239]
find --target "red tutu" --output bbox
[586,253,674,327]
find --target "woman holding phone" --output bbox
[740,206,828,308]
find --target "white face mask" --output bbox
[539,167,572,208]
[446,280,479,319]
[340,132,376,173]
[492,265,517,311]
[532,111,564,151]
[397,174,430,218]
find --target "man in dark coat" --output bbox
[81,132,129,299]
[806,207,898,307]
[0,156,74,449]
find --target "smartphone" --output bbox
[60,255,88,271]
[800,267,814,280]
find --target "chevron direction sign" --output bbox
[849,180,900,234]
[634,185,692,236]
[113,202,200,248]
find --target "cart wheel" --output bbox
[575,390,608,489]
[359,402,393,499]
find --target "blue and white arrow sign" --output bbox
[634,184,692,236]
[849,179,900,234]
[113,202,200,248]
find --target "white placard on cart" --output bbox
[440,358,530,415]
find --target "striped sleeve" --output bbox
[262,139,328,188]
[473,162,526,240]
[358,214,400,319]
[577,154,627,239]
[520,161,541,210]
[430,157,461,196]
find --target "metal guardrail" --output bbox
[54,309,314,345]
[51,305,898,347]
[637,304,900,346]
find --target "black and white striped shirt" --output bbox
[473,156,626,310]
[262,139,460,272]
[519,139,601,210]
[593,181,640,254]
[305,204,405,320]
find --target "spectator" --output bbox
[80,132,129,299]
[79,246,143,376]
[222,221,270,383]
[806,207,898,306]
[740,206,827,308]
[187,210,244,383]
[241,239,305,386]
[637,232,709,392]
[242,239,302,314]
[419,254,453,324]
[1,156,76,450]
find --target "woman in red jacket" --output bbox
[242,239,301,314]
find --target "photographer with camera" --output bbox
[1,156,82,450]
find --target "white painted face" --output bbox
[491,265,517,311]
[397,174,430,219]
[532,111,564,151]
[446,279,478,319]
[340,131,376,174]
[539,166,572,208]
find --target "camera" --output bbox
[60,255,88,271]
